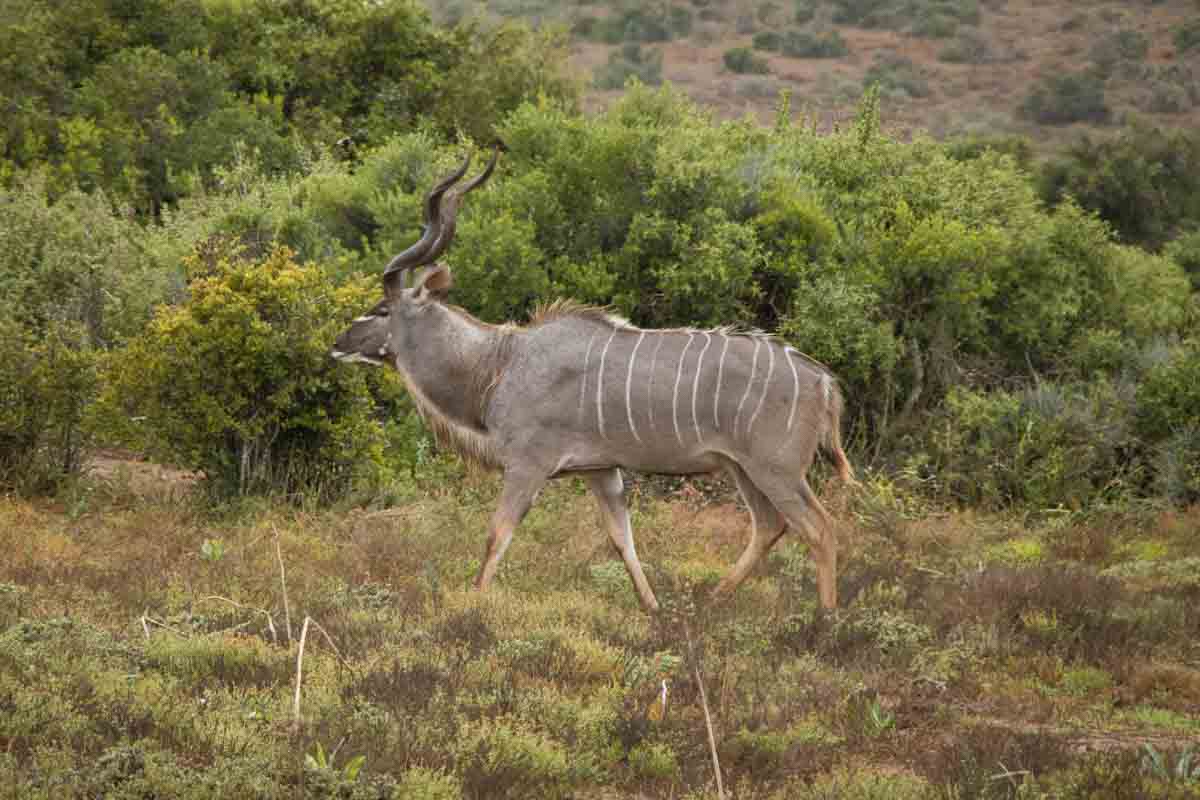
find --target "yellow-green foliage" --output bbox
[97,246,412,500]
[396,766,464,800]
[988,536,1047,566]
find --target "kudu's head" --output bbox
[331,148,498,366]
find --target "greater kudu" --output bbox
[332,149,855,610]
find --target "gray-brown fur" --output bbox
[333,150,855,611]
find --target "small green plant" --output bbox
[199,538,227,562]
[865,698,895,736]
[306,740,366,781]
[1140,743,1200,782]
[1060,665,1113,696]
[628,742,680,782]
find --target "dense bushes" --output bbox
[1038,124,1200,248]
[2,77,1196,505]
[0,317,96,494]
[0,0,577,212]
[1020,71,1111,126]
[913,382,1143,509]
[96,247,413,500]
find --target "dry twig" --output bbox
[291,617,311,731]
[273,525,292,644]
[685,621,725,800]
[196,595,279,644]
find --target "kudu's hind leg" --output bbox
[742,471,838,609]
[712,463,787,599]
[474,470,545,592]
[585,469,659,612]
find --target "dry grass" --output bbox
[1,463,1198,797]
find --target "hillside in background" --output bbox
[429,0,1200,145]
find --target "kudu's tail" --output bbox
[820,374,857,486]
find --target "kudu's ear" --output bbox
[413,263,453,301]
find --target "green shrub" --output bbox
[1028,747,1200,799]
[0,175,178,348]
[782,30,850,58]
[864,54,930,97]
[938,29,990,63]
[578,6,689,44]
[913,10,957,38]
[1165,230,1200,292]
[0,316,97,494]
[1020,71,1110,125]
[396,767,463,799]
[627,742,680,782]
[915,382,1142,509]
[832,0,899,27]
[724,46,770,74]
[1176,19,1200,54]
[96,246,412,501]
[753,30,785,52]
[944,134,1033,169]
[668,5,694,38]
[1037,124,1200,249]
[1137,342,1200,441]
[1091,29,1150,77]
[458,722,572,799]
[594,44,664,88]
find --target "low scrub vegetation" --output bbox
[1,468,1197,797]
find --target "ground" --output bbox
[1,453,1197,797]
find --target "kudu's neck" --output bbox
[394,304,513,433]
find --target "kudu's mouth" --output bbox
[330,349,382,365]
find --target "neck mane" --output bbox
[393,304,515,469]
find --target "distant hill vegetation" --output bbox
[426,0,1200,145]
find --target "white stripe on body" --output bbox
[579,331,598,426]
[671,333,695,446]
[646,333,667,434]
[596,329,618,439]
[691,332,712,444]
[785,347,802,432]
[734,338,761,435]
[714,334,730,431]
[625,332,646,444]
[747,340,776,436]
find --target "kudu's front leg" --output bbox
[585,468,660,612]
[474,470,545,592]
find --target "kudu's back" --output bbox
[487,310,851,482]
